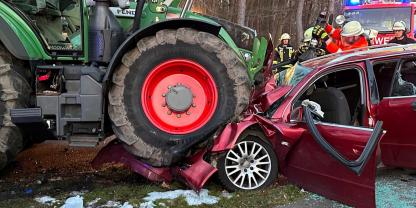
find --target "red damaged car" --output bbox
[211,44,416,207]
[94,44,416,208]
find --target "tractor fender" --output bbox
[0,17,28,60]
[104,19,222,83]
[0,2,49,60]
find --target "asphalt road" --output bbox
[277,168,416,208]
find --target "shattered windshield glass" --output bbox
[276,63,312,87]
[344,7,411,32]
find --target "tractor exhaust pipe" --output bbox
[131,0,146,32]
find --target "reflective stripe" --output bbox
[276,45,295,62]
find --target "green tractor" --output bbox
[0,0,269,170]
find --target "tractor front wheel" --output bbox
[108,28,251,166]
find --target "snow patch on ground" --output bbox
[140,189,219,208]
[59,196,133,208]
[35,196,58,205]
[61,195,83,208]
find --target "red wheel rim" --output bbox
[141,59,218,134]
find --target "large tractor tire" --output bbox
[0,43,31,170]
[109,28,251,166]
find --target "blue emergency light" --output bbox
[345,0,362,6]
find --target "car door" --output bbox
[376,59,416,169]
[281,65,384,208]
[284,109,383,208]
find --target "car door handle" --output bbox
[412,102,416,111]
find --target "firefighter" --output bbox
[275,28,324,86]
[274,33,295,64]
[297,27,327,59]
[389,21,416,45]
[313,21,368,53]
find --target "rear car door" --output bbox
[376,59,416,169]
[283,65,383,208]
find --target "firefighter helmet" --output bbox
[280,33,291,40]
[341,21,364,37]
[303,27,314,42]
[392,21,406,31]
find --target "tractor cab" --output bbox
[11,0,83,52]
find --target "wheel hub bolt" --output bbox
[167,111,172,115]
[176,114,181,118]
[162,93,166,97]
[186,111,191,115]
[192,103,196,108]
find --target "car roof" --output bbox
[301,44,416,69]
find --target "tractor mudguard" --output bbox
[0,1,49,60]
[0,17,28,60]
[103,19,222,84]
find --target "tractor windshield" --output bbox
[344,7,412,32]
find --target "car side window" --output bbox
[292,67,365,127]
[391,60,416,97]
[373,61,398,99]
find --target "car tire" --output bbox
[108,28,251,166]
[218,131,278,191]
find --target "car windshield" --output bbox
[276,63,313,88]
[344,7,411,32]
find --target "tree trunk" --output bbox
[296,0,305,43]
[237,0,246,26]
[328,0,335,14]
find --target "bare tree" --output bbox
[328,0,336,15]
[237,0,246,26]
[296,0,305,43]
[192,0,344,47]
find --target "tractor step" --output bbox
[11,108,43,124]
[69,135,100,147]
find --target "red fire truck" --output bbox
[344,0,416,45]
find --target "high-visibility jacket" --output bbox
[274,44,295,64]
[324,24,368,53]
